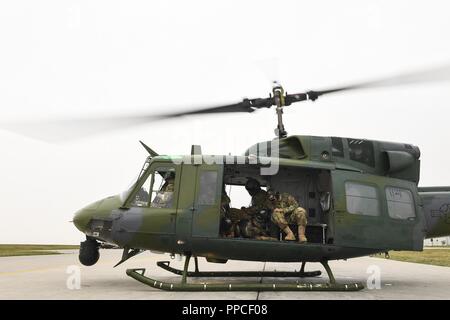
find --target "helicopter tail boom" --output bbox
[419,187,450,238]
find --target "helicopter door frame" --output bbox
[331,170,424,251]
[123,161,181,237]
[191,163,224,238]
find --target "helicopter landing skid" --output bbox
[155,260,322,278]
[126,257,364,292]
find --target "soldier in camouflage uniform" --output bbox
[238,178,275,240]
[219,182,260,238]
[219,187,242,223]
[268,190,308,243]
[220,187,235,237]
[151,171,175,208]
[160,171,175,192]
[221,188,231,218]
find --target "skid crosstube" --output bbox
[156,260,322,278]
[126,268,364,292]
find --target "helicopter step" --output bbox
[126,256,364,292]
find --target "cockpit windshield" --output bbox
[120,157,151,202]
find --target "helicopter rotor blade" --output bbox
[0,115,158,143]
[285,64,450,105]
[156,97,274,118]
[0,99,272,143]
[3,64,450,143]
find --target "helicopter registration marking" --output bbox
[431,204,450,223]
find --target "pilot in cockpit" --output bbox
[151,171,175,208]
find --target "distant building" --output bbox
[424,236,450,247]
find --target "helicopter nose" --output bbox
[73,208,91,233]
[73,196,122,234]
[72,199,104,232]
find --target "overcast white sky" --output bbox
[1,1,450,244]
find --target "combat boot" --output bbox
[298,225,307,243]
[283,226,296,241]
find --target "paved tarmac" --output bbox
[0,249,449,299]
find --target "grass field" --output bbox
[0,244,79,257]
[373,248,450,267]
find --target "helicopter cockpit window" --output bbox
[385,187,415,220]
[150,167,176,208]
[131,177,151,207]
[130,167,176,208]
[120,158,151,203]
[331,137,344,157]
[347,139,375,167]
[345,182,380,216]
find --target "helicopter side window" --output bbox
[331,137,344,157]
[198,171,218,205]
[347,139,375,167]
[345,182,380,216]
[385,187,415,220]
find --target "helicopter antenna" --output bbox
[272,82,287,138]
[139,140,159,157]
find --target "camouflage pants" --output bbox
[227,208,276,239]
[243,220,269,238]
[228,208,252,223]
[271,207,307,228]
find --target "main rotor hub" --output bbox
[272,82,285,107]
[272,83,288,138]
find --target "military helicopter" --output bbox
[68,65,450,292]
